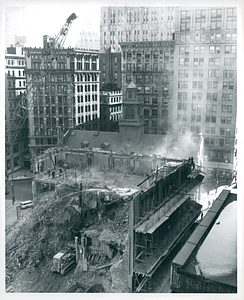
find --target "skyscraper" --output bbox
[173,7,237,179]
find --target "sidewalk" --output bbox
[7,168,33,180]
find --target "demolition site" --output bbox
[5,143,207,293]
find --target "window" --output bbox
[221,116,226,124]
[226,128,231,136]
[223,82,228,89]
[178,70,183,77]
[227,117,232,124]
[227,105,232,113]
[222,105,227,112]
[152,109,157,117]
[228,94,233,101]
[219,139,224,146]
[144,109,149,117]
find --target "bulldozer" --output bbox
[51,248,76,275]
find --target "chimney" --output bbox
[43,35,49,48]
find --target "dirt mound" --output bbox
[5,191,81,292]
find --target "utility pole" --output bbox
[11,175,15,205]
[79,183,83,227]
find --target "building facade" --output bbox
[173,7,237,179]
[100,90,122,132]
[100,48,122,89]
[100,6,176,52]
[120,41,174,135]
[24,42,99,155]
[5,45,29,173]
[99,7,176,91]
[75,30,100,50]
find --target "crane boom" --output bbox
[52,13,77,49]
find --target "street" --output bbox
[5,179,33,227]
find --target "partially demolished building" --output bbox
[128,160,204,292]
[30,144,204,292]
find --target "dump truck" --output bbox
[51,248,76,275]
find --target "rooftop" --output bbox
[172,187,237,288]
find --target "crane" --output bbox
[52,13,77,49]
[6,13,77,148]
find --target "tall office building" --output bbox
[100,6,176,52]
[5,45,29,173]
[99,6,175,90]
[173,7,237,179]
[24,37,100,156]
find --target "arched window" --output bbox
[125,107,134,119]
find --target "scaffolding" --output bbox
[130,161,204,292]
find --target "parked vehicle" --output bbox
[20,200,33,209]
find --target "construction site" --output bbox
[5,11,206,294]
[5,143,205,293]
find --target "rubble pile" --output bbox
[5,191,81,292]
[6,168,145,293]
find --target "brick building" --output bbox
[100,48,122,89]
[120,41,174,135]
[100,90,122,132]
[24,39,99,156]
[99,6,175,91]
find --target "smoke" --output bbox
[154,133,201,161]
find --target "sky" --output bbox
[4,1,102,48]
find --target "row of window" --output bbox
[6,59,25,66]
[109,96,122,103]
[179,55,235,67]
[104,7,174,26]
[74,73,99,82]
[178,65,235,78]
[180,44,236,55]
[109,106,121,112]
[76,94,98,102]
[178,92,234,102]
[76,84,98,92]
[35,128,57,136]
[180,32,237,43]
[35,138,57,145]
[77,114,97,124]
[34,117,69,127]
[177,103,233,113]
[34,106,69,116]
[76,104,98,113]
[204,138,232,147]
[8,80,26,88]
[7,70,25,77]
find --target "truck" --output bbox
[51,248,76,275]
